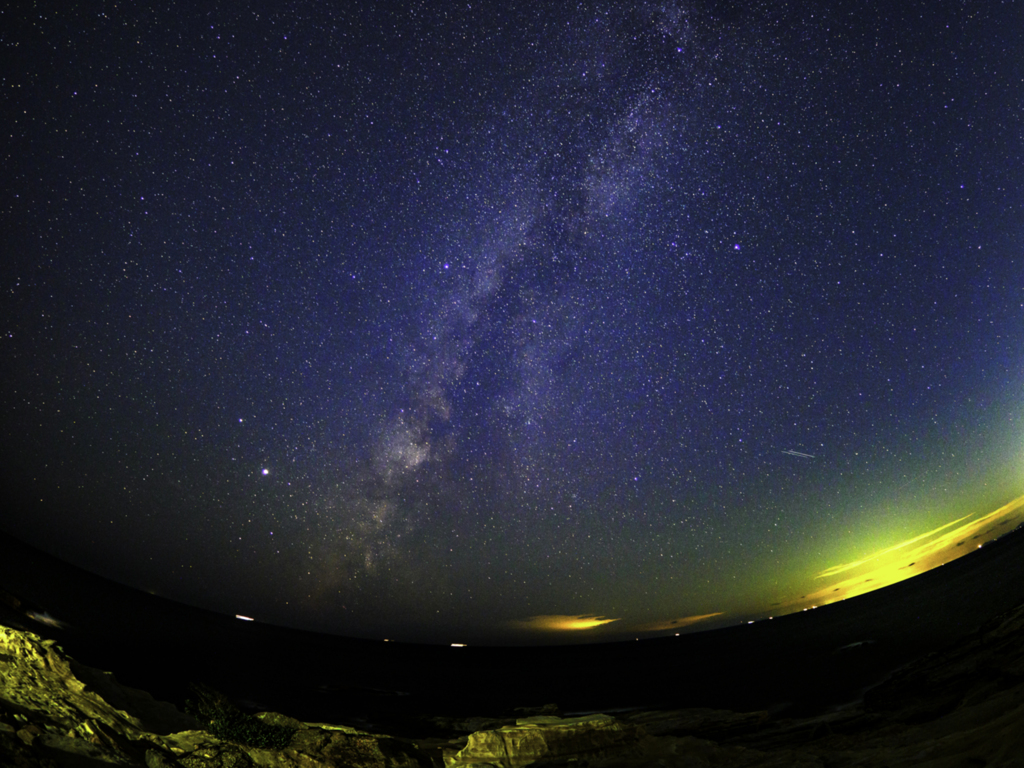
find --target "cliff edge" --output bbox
[3,600,1024,767]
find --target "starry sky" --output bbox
[2,1,1023,645]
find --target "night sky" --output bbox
[2,1,1023,645]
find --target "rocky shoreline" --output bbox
[3,595,1024,768]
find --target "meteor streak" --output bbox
[782,450,815,459]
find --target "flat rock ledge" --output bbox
[4,603,1024,767]
[443,714,643,767]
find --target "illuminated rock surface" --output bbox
[443,714,643,767]
[3,605,1024,767]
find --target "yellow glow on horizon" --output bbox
[815,514,971,579]
[781,492,1024,613]
[511,614,620,631]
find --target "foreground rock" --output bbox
[0,624,433,767]
[3,600,1024,767]
[444,714,643,767]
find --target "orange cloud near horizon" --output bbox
[627,612,725,633]
[510,611,725,636]
[510,614,621,631]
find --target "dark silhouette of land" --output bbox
[2,523,1024,736]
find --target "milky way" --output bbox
[311,5,729,604]
[2,1,1023,643]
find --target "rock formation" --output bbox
[3,600,1024,767]
[444,714,643,767]
[0,624,432,768]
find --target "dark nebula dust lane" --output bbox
[1,1,1023,644]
